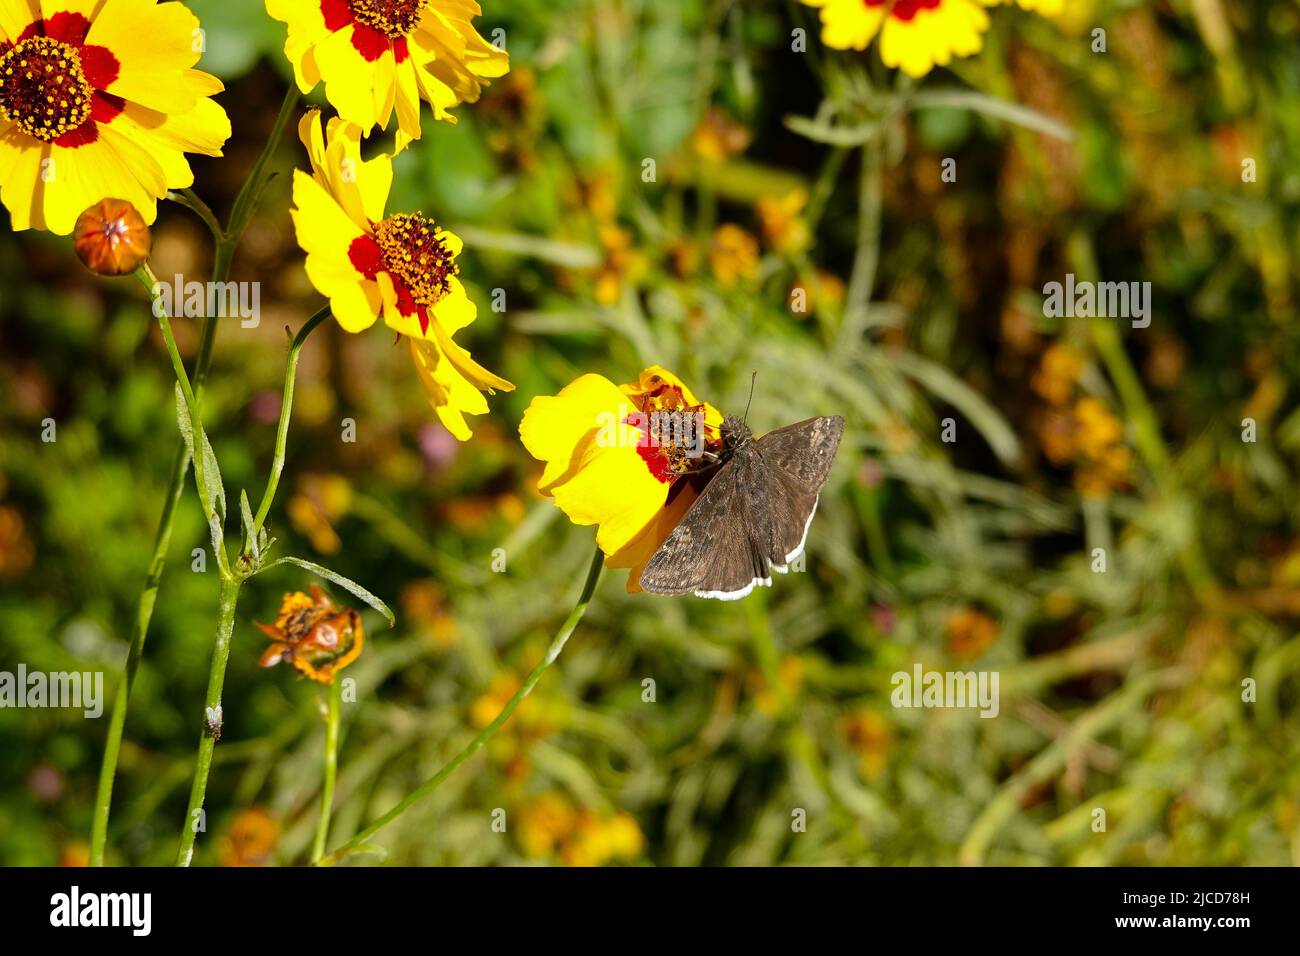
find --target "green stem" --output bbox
[89,308,220,868]
[176,574,242,866]
[89,82,304,866]
[226,87,302,250]
[251,307,331,536]
[311,679,343,864]
[320,544,605,865]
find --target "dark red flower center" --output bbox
[347,213,458,335]
[347,0,424,39]
[0,36,93,142]
[373,212,458,307]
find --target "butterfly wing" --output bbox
[751,415,844,571]
[753,416,845,492]
[639,457,772,599]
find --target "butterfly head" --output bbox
[721,415,753,450]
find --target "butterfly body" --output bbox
[640,414,845,600]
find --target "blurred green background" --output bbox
[2,0,1299,865]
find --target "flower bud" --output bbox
[73,198,151,276]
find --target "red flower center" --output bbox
[347,0,425,39]
[0,36,93,142]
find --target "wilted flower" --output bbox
[72,199,150,275]
[0,0,230,234]
[289,111,512,438]
[266,0,508,151]
[257,585,364,684]
[519,366,724,592]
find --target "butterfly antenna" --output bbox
[742,370,757,426]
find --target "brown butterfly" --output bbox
[639,413,844,600]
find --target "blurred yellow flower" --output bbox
[708,224,760,288]
[266,0,508,150]
[219,808,278,867]
[515,792,576,857]
[1031,342,1083,406]
[801,0,990,78]
[690,107,750,164]
[947,606,999,659]
[287,474,353,555]
[756,189,811,256]
[0,505,34,577]
[838,708,892,778]
[0,0,230,234]
[519,366,724,592]
[257,586,364,685]
[515,792,643,866]
[289,111,512,438]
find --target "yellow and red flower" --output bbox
[801,0,990,78]
[519,366,724,592]
[257,585,364,684]
[266,0,508,151]
[289,110,512,439]
[0,0,230,234]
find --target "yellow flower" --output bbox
[0,0,230,234]
[801,0,990,78]
[256,586,364,684]
[266,0,507,151]
[980,0,1063,15]
[289,111,512,439]
[519,366,724,592]
[708,223,759,288]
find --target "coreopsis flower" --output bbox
[519,366,724,592]
[801,0,991,78]
[266,0,508,151]
[981,0,1063,14]
[289,111,512,439]
[0,0,230,233]
[257,585,364,684]
[72,198,150,275]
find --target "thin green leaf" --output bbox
[259,556,395,627]
[907,89,1075,141]
[239,490,259,565]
